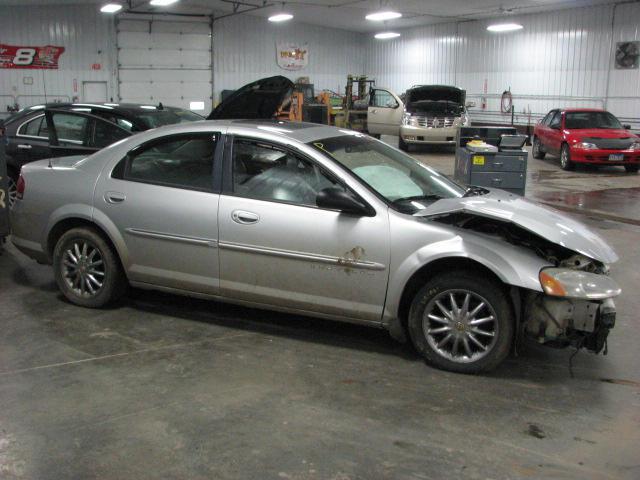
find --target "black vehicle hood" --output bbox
[208,76,294,120]
[406,85,465,108]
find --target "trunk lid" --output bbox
[208,76,294,120]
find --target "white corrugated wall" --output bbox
[0,3,116,114]
[364,3,640,127]
[212,13,365,102]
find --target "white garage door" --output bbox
[117,18,212,113]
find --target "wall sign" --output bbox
[615,41,639,69]
[276,42,309,71]
[0,44,65,69]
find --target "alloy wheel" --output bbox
[61,240,105,298]
[422,289,498,364]
[561,148,568,168]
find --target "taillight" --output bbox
[16,174,25,200]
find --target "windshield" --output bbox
[565,111,622,130]
[138,108,203,129]
[310,135,465,214]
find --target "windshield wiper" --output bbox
[392,194,443,205]
[463,186,489,197]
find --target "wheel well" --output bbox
[397,257,507,332]
[46,218,119,263]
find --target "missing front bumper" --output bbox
[524,295,616,354]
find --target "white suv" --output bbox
[366,85,470,151]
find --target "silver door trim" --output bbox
[218,241,386,271]
[126,228,218,248]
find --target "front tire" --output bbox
[532,136,545,159]
[398,136,409,152]
[53,227,127,308]
[625,165,639,173]
[407,272,514,374]
[560,144,575,171]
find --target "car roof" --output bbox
[155,119,354,144]
[561,108,608,113]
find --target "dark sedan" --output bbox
[1,102,203,206]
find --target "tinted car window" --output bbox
[565,111,623,130]
[549,111,562,129]
[232,139,340,207]
[51,113,89,143]
[20,116,44,137]
[118,134,217,191]
[137,108,203,129]
[92,120,130,148]
[541,111,554,125]
[92,111,137,132]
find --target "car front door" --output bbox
[94,131,223,294]
[367,89,404,136]
[217,136,390,323]
[546,111,564,154]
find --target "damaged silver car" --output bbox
[10,76,621,373]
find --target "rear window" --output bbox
[137,108,203,129]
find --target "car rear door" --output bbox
[367,89,404,136]
[44,109,131,158]
[217,135,390,323]
[94,131,224,294]
[9,113,55,165]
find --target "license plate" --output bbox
[609,154,624,161]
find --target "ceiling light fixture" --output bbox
[366,11,402,21]
[269,3,293,22]
[487,23,523,32]
[149,0,180,6]
[100,3,123,13]
[374,32,401,39]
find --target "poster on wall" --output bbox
[276,42,309,71]
[615,41,639,69]
[0,44,65,69]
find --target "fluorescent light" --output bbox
[374,32,401,40]
[149,0,179,6]
[487,23,523,32]
[189,101,205,111]
[366,11,402,21]
[100,3,122,13]
[268,13,294,22]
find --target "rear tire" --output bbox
[7,175,18,209]
[398,136,409,152]
[560,144,575,171]
[625,165,639,173]
[532,136,545,159]
[53,227,127,308]
[407,271,514,374]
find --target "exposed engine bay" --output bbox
[433,212,616,354]
[406,100,464,116]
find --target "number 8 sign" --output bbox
[0,44,65,69]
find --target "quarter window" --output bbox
[232,139,341,207]
[115,133,218,192]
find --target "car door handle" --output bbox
[232,210,259,225]
[104,191,126,204]
[17,144,32,150]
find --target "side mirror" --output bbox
[316,188,372,216]
[624,124,631,130]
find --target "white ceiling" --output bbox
[0,0,621,32]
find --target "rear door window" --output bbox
[91,119,131,148]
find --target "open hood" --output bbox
[208,76,294,120]
[415,189,618,264]
[406,85,466,106]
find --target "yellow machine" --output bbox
[334,75,375,131]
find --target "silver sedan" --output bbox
[10,120,621,373]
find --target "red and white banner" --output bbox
[0,44,65,69]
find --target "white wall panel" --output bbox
[363,4,640,127]
[0,3,116,118]
[212,13,365,102]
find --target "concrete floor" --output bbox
[1,140,640,480]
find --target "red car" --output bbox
[532,108,640,173]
